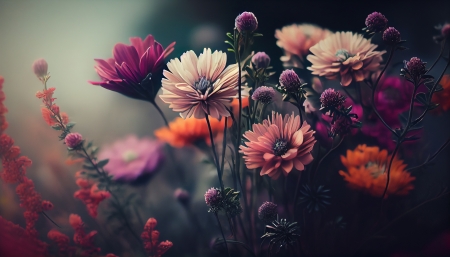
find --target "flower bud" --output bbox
[252,52,270,69]
[279,69,303,93]
[235,12,258,33]
[32,59,48,79]
[365,12,388,33]
[382,27,401,45]
[64,133,83,148]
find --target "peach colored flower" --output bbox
[240,112,317,180]
[275,24,332,68]
[432,74,450,113]
[160,48,239,119]
[339,144,415,198]
[307,31,385,86]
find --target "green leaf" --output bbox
[65,122,76,129]
[82,164,96,170]
[253,33,263,37]
[414,92,428,105]
[97,159,109,168]
[52,125,62,130]
[226,32,233,39]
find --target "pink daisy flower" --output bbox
[98,135,164,182]
[240,112,317,180]
[159,48,239,119]
[275,24,332,68]
[307,31,385,86]
[89,35,175,101]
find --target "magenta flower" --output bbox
[89,35,175,101]
[98,135,164,182]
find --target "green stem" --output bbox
[215,213,231,257]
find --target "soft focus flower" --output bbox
[89,35,175,101]
[141,218,173,257]
[365,12,388,33]
[74,178,110,218]
[441,23,450,38]
[235,12,258,33]
[383,27,401,45]
[252,52,271,69]
[258,201,278,223]
[69,214,101,256]
[160,48,239,119]
[432,74,450,112]
[279,69,303,93]
[174,188,190,206]
[403,57,427,84]
[98,135,164,182]
[374,76,411,116]
[47,230,74,256]
[32,59,48,80]
[204,187,222,212]
[240,112,317,180]
[64,133,83,148]
[307,32,385,86]
[275,24,332,68]
[330,115,353,137]
[252,86,276,104]
[154,116,228,148]
[339,144,415,198]
[319,88,346,112]
[299,185,331,212]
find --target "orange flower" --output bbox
[339,144,415,198]
[431,74,450,113]
[155,117,230,148]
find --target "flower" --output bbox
[74,178,110,218]
[240,112,317,180]
[279,69,303,93]
[174,188,190,205]
[141,218,173,257]
[205,187,222,212]
[252,52,271,69]
[235,12,258,33]
[258,201,278,223]
[89,35,175,101]
[330,115,353,137]
[160,48,239,119]
[339,144,415,198]
[98,135,164,182]
[64,133,83,148]
[32,59,48,80]
[403,57,427,84]
[252,86,276,104]
[154,116,228,148]
[432,74,450,112]
[307,32,385,86]
[69,214,101,256]
[441,23,450,38]
[275,24,332,68]
[261,218,300,254]
[319,88,346,112]
[374,76,412,116]
[298,185,331,212]
[365,12,388,33]
[383,27,401,45]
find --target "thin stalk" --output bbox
[215,213,231,257]
[426,39,446,74]
[205,114,225,191]
[406,137,450,172]
[220,117,228,176]
[313,137,344,184]
[152,102,169,127]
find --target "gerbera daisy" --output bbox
[432,74,450,113]
[89,35,175,101]
[154,116,230,148]
[275,24,332,68]
[240,112,316,180]
[339,144,415,198]
[307,31,385,86]
[159,48,239,119]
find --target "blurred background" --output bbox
[1,0,450,256]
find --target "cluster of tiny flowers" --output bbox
[319,88,346,112]
[36,87,70,128]
[365,12,388,33]
[235,11,258,33]
[141,218,173,257]
[252,86,276,104]
[404,57,427,84]
[279,69,303,93]
[47,230,74,256]
[383,27,401,45]
[252,52,271,69]
[69,214,102,256]
[65,132,83,148]
[74,176,110,218]
[258,201,278,223]
[205,187,222,212]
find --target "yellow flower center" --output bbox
[122,150,138,163]
[365,161,386,178]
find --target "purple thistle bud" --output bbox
[258,201,278,223]
[252,52,270,70]
[405,57,427,83]
[442,23,450,38]
[235,12,258,33]
[365,12,388,33]
[330,116,352,137]
[279,69,303,93]
[205,188,222,209]
[320,88,346,110]
[32,59,48,79]
[252,86,276,104]
[383,27,401,45]
[65,133,83,148]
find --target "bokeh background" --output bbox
[1,0,450,256]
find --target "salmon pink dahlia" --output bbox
[240,112,317,180]
[160,48,239,119]
[307,32,385,86]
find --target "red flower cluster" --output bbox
[74,176,110,218]
[0,76,53,238]
[35,87,69,127]
[47,229,74,256]
[141,218,173,257]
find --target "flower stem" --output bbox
[313,136,344,185]
[152,102,169,127]
[205,114,225,191]
[215,213,231,257]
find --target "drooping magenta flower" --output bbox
[89,35,175,101]
[307,32,385,86]
[98,135,164,182]
[240,112,317,180]
[159,48,239,119]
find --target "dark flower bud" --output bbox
[235,12,258,33]
[365,12,388,33]
[383,27,401,45]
